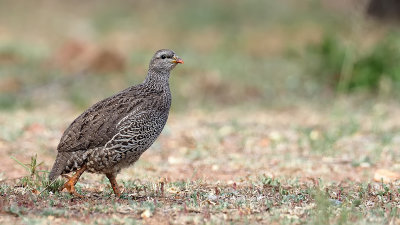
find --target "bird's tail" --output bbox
[48,152,71,181]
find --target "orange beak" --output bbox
[172,56,184,64]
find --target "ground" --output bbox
[1,99,400,224]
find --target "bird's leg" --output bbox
[60,165,87,198]
[106,173,121,198]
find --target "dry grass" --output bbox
[1,100,400,224]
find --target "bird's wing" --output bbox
[56,85,156,152]
[104,109,160,151]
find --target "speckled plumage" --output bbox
[49,49,183,196]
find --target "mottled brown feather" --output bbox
[49,49,181,181]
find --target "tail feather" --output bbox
[49,152,71,181]
[49,150,88,181]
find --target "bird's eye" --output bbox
[161,55,166,59]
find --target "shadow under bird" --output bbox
[49,49,183,197]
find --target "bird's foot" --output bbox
[60,165,87,198]
[60,177,84,198]
[114,189,121,198]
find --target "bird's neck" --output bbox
[144,70,170,91]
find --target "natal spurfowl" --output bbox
[49,49,183,197]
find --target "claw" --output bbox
[60,165,87,197]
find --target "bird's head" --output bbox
[149,49,183,73]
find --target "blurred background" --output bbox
[0,0,399,112]
[1,0,400,181]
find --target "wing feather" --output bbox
[56,85,160,152]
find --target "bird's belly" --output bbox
[86,119,167,174]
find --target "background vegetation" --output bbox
[1,0,398,112]
[1,0,400,224]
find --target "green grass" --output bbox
[305,32,400,94]
[10,155,64,196]
[2,174,399,224]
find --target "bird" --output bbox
[48,49,183,197]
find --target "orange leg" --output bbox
[106,173,121,198]
[60,165,87,198]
